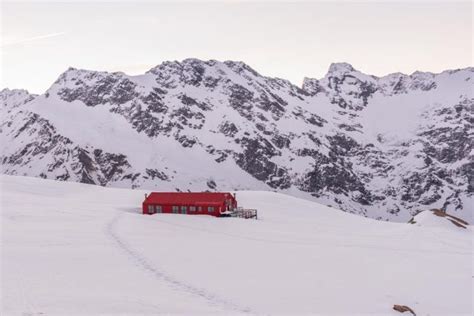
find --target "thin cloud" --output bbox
[1,32,66,47]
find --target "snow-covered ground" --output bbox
[1,175,472,315]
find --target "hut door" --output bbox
[148,205,155,214]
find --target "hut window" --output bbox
[208,206,214,212]
[198,206,202,212]
[155,205,162,213]
[189,206,196,212]
[181,206,187,214]
[172,206,179,213]
[148,205,154,214]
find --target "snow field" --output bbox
[1,175,472,315]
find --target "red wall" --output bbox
[142,195,237,217]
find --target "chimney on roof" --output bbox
[145,193,148,199]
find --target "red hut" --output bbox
[142,192,238,217]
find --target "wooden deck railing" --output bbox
[230,208,258,219]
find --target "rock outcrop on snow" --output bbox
[393,304,416,315]
[1,60,472,222]
[408,209,469,229]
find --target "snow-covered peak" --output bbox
[147,59,200,74]
[410,70,435,77]
[52,67,126,86]
[327,62,356,75]
[302,63,380,110]
[44,66,140,107]
[146,59,221,89]
[324,62,376,85]
[301,78,325,96]
[1,88,32,99]
[146,58,264,87]
[223,60,262,77]
[0,88,36,110]
[147,58,220,76]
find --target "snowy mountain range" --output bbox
[1,59,472,222]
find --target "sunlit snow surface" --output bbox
[1,175,472,315]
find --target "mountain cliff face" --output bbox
[1,59,472,222]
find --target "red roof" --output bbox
[144,192,234,206]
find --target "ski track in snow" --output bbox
[16,271,39,316]
[104,212,256,315]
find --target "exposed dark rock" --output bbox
[393,304,416,315]
[219,121,239,137]
[145,168,170,181]
[207,179,217,189]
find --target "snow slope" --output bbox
[1,175,472,315]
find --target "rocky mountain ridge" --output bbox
[1,59,472,222]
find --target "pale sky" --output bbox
[1,1,472,94]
